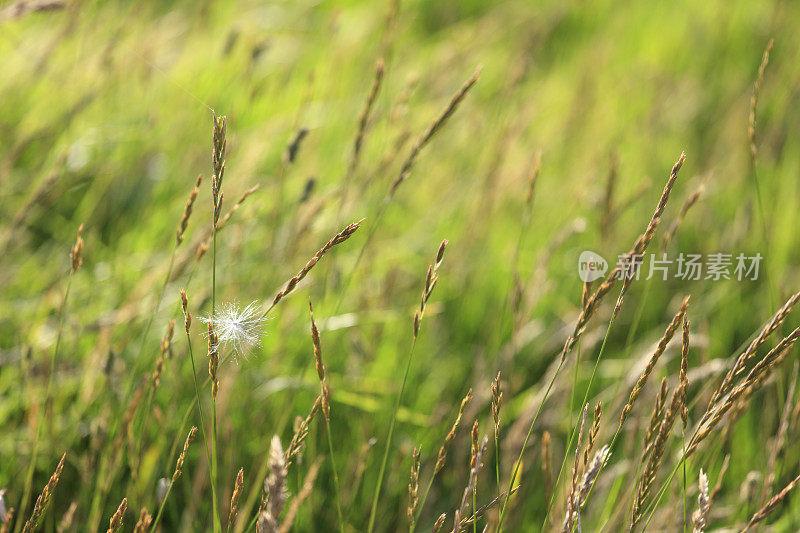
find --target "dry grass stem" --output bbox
[269,220,364,309]
[741,471,800,532]
[389,69,481,197]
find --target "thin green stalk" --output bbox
[494,431,501,522]
[210,220,220,533]
[17,274,73,533]
[367,338,418,533]
[540,283,626,530]
[131,250,178,466]
[150,477,175,529]
[497,357,564,531]
[410,469,436,533]
[186,327,212,478]
[324,417,345,533]
[681,431,687,532]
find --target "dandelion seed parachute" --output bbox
[200,301,266,362]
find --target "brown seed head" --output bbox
[177,174,202,245]
[271,220,364,309]
[173,426,197,482]
[23,453,65,533]
[70,223,84,274]
[180,289,191,334]
[228,467,244,530]
[106,498,127,533]
[435,388,471,474]
[208,322,219,398]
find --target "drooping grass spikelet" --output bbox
[177,174,202,245]
[308,298,329,418]
[414,239,447,339]
[691,469,710,533]
[620,296,690,427]
[215,185,260,231]
[308,298,343,531]
[389,69,480,197]
[432,513,446,533]
[741,471,800,532]
[270,220,364,309]
[70,223,84,274]
[22,452,65,533]
[173,426,198,481]
[106,497,127,533]
[227,468,244,533]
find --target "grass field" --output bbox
[3,0,800,531]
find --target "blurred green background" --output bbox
[2,0,800,530]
